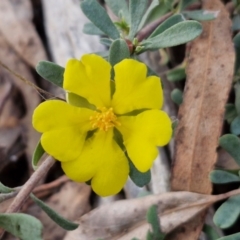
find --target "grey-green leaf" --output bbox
[233,32,240,74]
[147,205,165,240]
[128,0,148,39]
[129,160,151,187]
[105,0,130,23]
[179,0,198,11]
[31,194,79,231]
[183,10,218,21]
[32,140,45,171]
[235,83,240,114]
[36,61,64,88]
[83,22,105,35]
[219,134,240,166]
[0,213,43,240]
[203,224,219,240]
[166,66,186,82]
[66,92,96,110]
[225,104,238,124]
[213,195,240,229]
[171,89,183,105]
[109,39,130,66]
[232,14,240,31]
[100,38,112,47]
[149,14,186,38]
[81,0,120,40]
[0,183,14,194]
[210,170,240,184]
[141,21,202,51]
[230,116,240,135]
[217,233,240,240]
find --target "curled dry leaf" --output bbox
[64,190,240,240]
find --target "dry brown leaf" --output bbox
[64,189,240,240]
[170,0,235,239]
[0,0,47,67]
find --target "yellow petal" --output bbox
[112,59,163,114]
[117,110,172,172]
[32,100,93,162]
[62,130,129,196]
[63,54,111,108]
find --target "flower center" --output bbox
[89,107,120,131]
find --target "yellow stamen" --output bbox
[90,107,120,131]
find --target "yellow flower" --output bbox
[32,54,172,196]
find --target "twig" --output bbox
[137,12,173,42]
[0,156,55,239]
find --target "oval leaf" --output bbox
[180,0,198,11]
[80,0,119,40]
[0,213,43,240]
[141,21,202,51]
[171,89,183,105]
[128,0,148,39]
[129,160,151,187]
[235,82,240,114]
[183,10,218,21]
[0,182,14,193]
[203,224,219,240]
[109,39,130,66]
[166,66,186,82]
[218,233,240,240]
[210,170,240,184]
[66,93,96,110]
[213,195,240,229]
[233,32,240,74]
[83,22,105,35]
[225,104,238,124]
[100,38,112,47]
[230,116,240,135]
[105,0,130,23]
[32,140,45,171]
[149,14,186,38]
[30,194,79,231]
[219,134,240,166]
[36,61,64,87]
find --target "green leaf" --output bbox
[80,0,120,40]
[219,134,240,166]
[235,83,240,114]
[225,104,238,124]
[36,61,64,88]
[166,66,186,82]
[94,51,109,59]
[179,0,198,11]
[232,14,240,31]
[0,182,14,193]
[141,21,202,51]
[149,14,186,38]
[109,39,130,66]
[233,32,240,74]
[230,116,240,135]
[31,194,79,231]
[66,92,96,110]
[32,140,45,171]
[203,224,219,240]
[0,213,43,240]
[100,38,112,47]
[147,205,165,240]
[213,195,240,229]
[217,233,240,240]
[210,170,240,184]
[139,0,173,29]
[128,0,148,39]
[183,10,218,21]
[83,22,105,35]
[171,89,183,105]
[105,0,130,23]
[129,160,151,187]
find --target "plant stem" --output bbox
[0,156,55,239]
